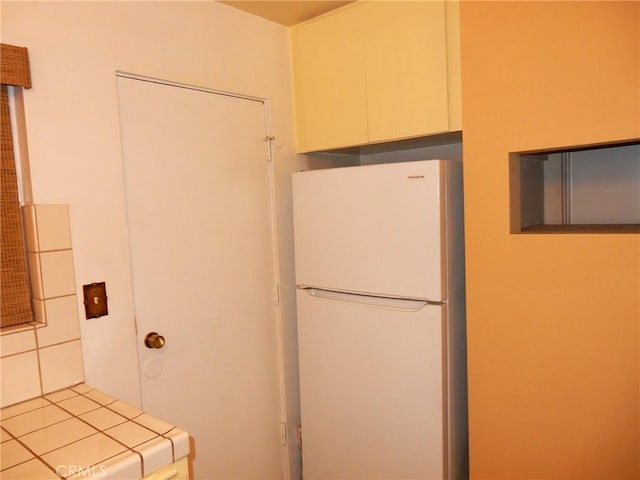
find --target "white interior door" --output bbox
[117,75,284,479]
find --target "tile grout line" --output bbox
[0,397,60,476]
[14,386,132,479]
[2,384,181,477]
[0,345,38,360]
[0,336,82,360]
[72,388,180,476]
[68,388,164,477]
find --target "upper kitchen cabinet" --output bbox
[291,4,368,152]
[291,1,461,153]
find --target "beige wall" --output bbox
[460,1,640,478]
[1,1,301,476]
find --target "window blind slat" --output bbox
[1,84,34,327]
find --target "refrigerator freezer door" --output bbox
[296,288,445,479]
[293,160,446,301]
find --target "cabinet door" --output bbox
[364,1,450,142]
[291,5,368,152]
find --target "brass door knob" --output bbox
[144,332,166,349]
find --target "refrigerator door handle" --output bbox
[299,286,436,312]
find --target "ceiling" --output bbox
[219,1,354,26]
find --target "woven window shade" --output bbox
[1,44,33,328]
[1,44,31,88]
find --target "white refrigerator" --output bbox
[292,159,468,480]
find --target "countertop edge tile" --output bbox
[133,436,173,476]
[67,451,142,480]
[1,385,189,479]
[163,428,190,462]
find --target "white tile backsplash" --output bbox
[39,340,84,394]
[1,204,84,407]
[0,351,41,407]
[34,204,73,252]
[32,298,46,324]
[22,205,73,253]
[22,204,38,253]
[39,250,77,299]
[0,329,36,357]
[37,295,81,347]
[27,251,44,300]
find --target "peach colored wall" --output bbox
[460,1,639,478]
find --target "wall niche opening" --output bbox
[510,140,640,233]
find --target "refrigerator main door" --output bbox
[292,160,446,301]
[297,288,445,479]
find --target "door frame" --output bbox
[116,71,291,478]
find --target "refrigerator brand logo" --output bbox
[407,174,425,180]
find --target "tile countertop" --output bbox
[0,384,190,479]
